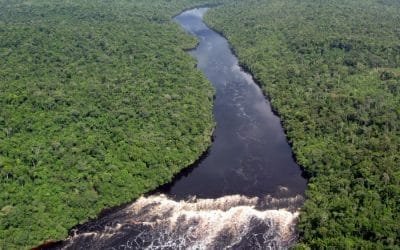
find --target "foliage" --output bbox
[0,0,220,248]
[206,0,400,248]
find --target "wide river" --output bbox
[45,8,307,249]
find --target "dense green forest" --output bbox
[206,0,400,248]
[2,0,400,248]
[0,0,222,248]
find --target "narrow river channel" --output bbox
[44,8,307,250]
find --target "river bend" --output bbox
[44,8,307,250]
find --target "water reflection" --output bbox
[165,8,306,199]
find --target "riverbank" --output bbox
[43,7,307,249]
[205,0,400,247]
[0,1,218,248]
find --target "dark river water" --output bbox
[42,8,307,250]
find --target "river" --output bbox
[43,8,307,249]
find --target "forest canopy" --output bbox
[2,0,400,248]
[0,0,220,248]
[206,0,400,248]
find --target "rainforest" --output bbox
[0,0,218,248]
[1,0,399,249]
[206,0,400,248]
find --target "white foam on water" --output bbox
[62,194,302,249]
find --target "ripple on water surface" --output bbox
[42,7,307,250]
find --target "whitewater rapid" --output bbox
[57,194,303,249]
